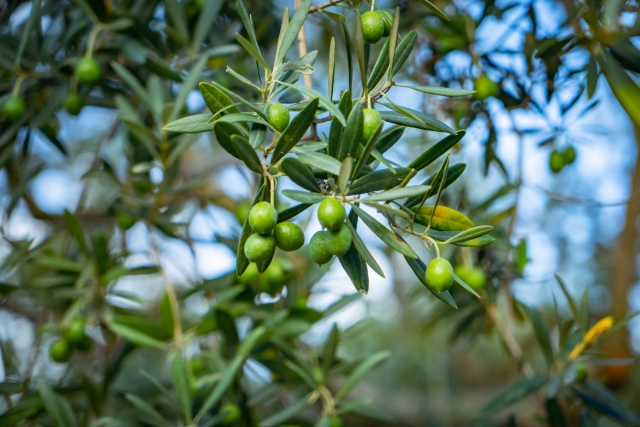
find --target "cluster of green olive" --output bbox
[238,258,293,296]
[549,145,577,173]
[425,260,488,293]
[309,199,353,265]
[48,318,92,363]
[244,202,305,263]
[360,9,394,44]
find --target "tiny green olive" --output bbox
[549,150,566,174]
[309,231,333,266]
[362,108,382,143]
[275,222,304,251]
[64,93,84,116]
[49,338,71,363]
[564,146,576,164]
[1,97,26,121]
[317,198,345,230]
[220,402,241,425]
[75,57,101,85]
[248,202,278,234]
[244,233,276,263]
[474,75,500,100]
[63,318,86,345]
[269,102,290,133]
[426,258,454,292]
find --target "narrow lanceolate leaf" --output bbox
[169,53,209,123]
[196,356,244,421]
[349,168,411,195]
[339,103,364,161]
[281,157,320,193]
[329,91,353,158]
[597,51,640,128]
[351,124,383,180]
[477,377,547,417]
[274,8,289,66]
[555,274,581,330]
[275,0,311,66]
[111,62,154,114]
[387,8,400,82]
[334,351,391,401]
[408,130,465,170]
[200,82,242,116]
[171,355,192,422]
[413,205,474,231]
[218,114,274,131]
[367,38,391,89]
[379,103,456,135]
[525,305,555,367]
[163,114,214,133]
[15,0,41,68]
[345,220,384,277]
[339,157,353,194]
[259,394,313,427]
[208,81,269,120]
[126,394,173,427]
[231,135,263,174]
[192,0,224,52]
[277,203,312,222]
[351,204,418,258]
[281,190,328,204]
[339,240,370,293]
[271,98,320,164]
[276,82,346,125]
[64,210,88,255]
[362,185,431,202]
[226,66,262,90]
[397,84,475,97]
[405,163,466,208]
[236,0,259,49]
[444,225,493,244]
[403,253,457,308]
[323,12,353,93]
[214,122,245,159]
[38,382,78,427]
[586,55,598,99]
[108,322,166,349]
[322,325,340,372]
[328,37,336,101]
[416,0,449,21]
[375,126,405,155]
[427,230,495,247]
[453,273,481,299]
[355,11,367,95]
[250,123,267,149]
[235,33,270,71]
[391,31,418,75]
[297,151,342,175]
[362,201,412,220]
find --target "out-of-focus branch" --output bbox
[309,0,342,13]
[486,304,535,378]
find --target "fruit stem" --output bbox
[12,74,26,98]
[371,0,375,11]
[86,26,101,57]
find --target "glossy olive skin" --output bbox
[1,97,26,121]
[269,102,290,133]
[49,338,71,363]
[75,57,101,85]
[564,146,576,164]
[379,10,393,37]
[274,222,304,251]
[249,202,278,234]
[362,108,382,143]
[244,233,276,263]
[309,231,333,265]
[64,93,84,116]
[549,150,566,174]
[576,362,588,382]
[117,212,136,230]
[325,225,352,256]
[220,402,241,425]
[63,318,86,345]
[259,259,289,295]
[237,262,260,284]
[361,11,384,44]
[317,198,345,230]
[426,258,454,292]
[454,265,486,290]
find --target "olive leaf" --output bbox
[328,91,352,158]
[281,157,321,193]
[275,0,311,66]
[281,190,328,204]
[413,205,474,231]
[408,130,466,171]
[349,168,411,195]
[405,163,466,208]
[361,185,431,202]
[350,204,418,258]
[297,151,342,175]
[231,135,263,175]
[271,97,320,164]
[396,84,475,97]
[338,102,364,161]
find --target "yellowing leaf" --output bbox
[413,205,474,231]
[568,316,614,361]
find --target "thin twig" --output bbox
[309,0,342,13]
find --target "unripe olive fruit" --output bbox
[117,212,137,230]
[1,97,26,121]
[454,265,486,290]
[220,402,241,425]
[62,318,86,345]
[64,93,84,116]
[474,75,499,100]
[310,231,333,266]
[275,222,304,251]
[378,10,393,37]
[235,201,251,225]
[564,145,576,164]
[244,233,276,263]
[75,335,93,352]
[362,108,382,143]
[325,225,352,256]
[426,258,454,292]
[248,202,278,234]
[361,11,384,44]
[75,57,101,85]
[549,150,566,174]
[259,260,288,295]
[191,354,206,376]
[329,416,344,427]
[49,338,71,363]
[237,262,260,284]
[269,102,290,133]
[576,362,588,383]
[317,198,345,230]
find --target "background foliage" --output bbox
[1,0,640,426]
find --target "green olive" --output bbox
[220,402,241,425]
[275,222,304,251]
[62,318,86,345]
[235,201,251,225]
[49,338,71,363]
[378,10,393,37]
[361,11,384,44]
[191,354,206,376]
[75,335,93,352]
[549,150,566,174]
[426,258,454,292]
[309,231,333,266]
[325,225,352,256]
[564,146,576,164]
[248,202,278,234]
[474,75,500,100]
[259,259,288,296]
[317,198,345,230]
[237,262,260,284]
[454,265,486,290]
[244,233,276,263]
[362,108,382,143]
[64,93,84,116]
[576,362,588,383]
[329,416,343,427]
[269,102,290,133]
[75,57,102,85]
[117,212,137,230]
[1,96,26,121]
